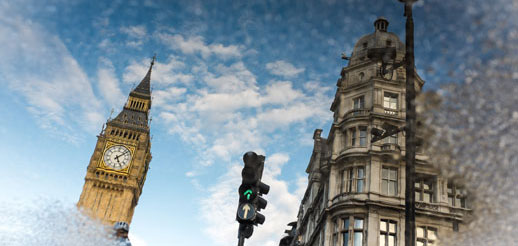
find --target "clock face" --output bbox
[103,145,132,170]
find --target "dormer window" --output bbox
[386,40,392,46]
[362,42,368,49]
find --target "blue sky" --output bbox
[0,0,515,245]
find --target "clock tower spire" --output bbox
[77,56,155,225]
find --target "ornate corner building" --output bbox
[289,18,470,246]
[77,58,154,226]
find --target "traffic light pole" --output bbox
[236,152,270,246]
[238,234,245,246]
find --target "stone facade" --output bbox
[289,18,469,246]
[77,59,154,226]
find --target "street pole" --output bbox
[238,234,245,246]
[402,1,417,246]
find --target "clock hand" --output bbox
[115,151,130,159]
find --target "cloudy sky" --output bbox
[0,0,515,245]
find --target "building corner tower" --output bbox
[77,56,155,225]
[288,18,470,246]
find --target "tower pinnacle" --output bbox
[131,54,156,97]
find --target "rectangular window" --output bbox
[383,92,398,115]
[380,220,397,246]
[447,183,468,208]
[351,129,357,146]
[416,226,437,246]
[353,96,365,110]
[415,176,435,203]
[359,127,367,147]
[342,167,366,193]
[353,218,363,246]
[381,167,398,196]
[344,169,353,193]
[342,216,364,246]
[383,92,398,109]
[356,168,365,193]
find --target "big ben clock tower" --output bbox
[77,56,155,225]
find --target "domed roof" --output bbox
[349,17,405,66]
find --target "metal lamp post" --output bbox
[369,1,419,245]
[399,1,418,246]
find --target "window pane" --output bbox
[416,241,424,246]
[354,218,363,229]
[415,191,421,201]
[456,197,461,207]
[416,227,424,238]
[389,222,396,233]
[353,232,362,246]
[389,182,396,195]
[382,180,388,194]
[380,221,387,232]
[360,137,366,147]
[382,168,388,179]
[448,197,453,206]
[358,168,364,178]
[415,181,421,188]
[357,180,364,193]
[389,169,397,180]
[343,232,349,246]
[380,235,386,246]
[388,235,395,246]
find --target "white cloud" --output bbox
[261,81,304,105]
[120,25,147,39]
[0,10,104,140]
[157,33,243,59]
[153,87,187,108]
[200,153,307,246]
[123,56,193,86]
[265,60,305,78]
[154,60,333,164]
[97,57,125,109]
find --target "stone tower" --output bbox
[289,18,469,246]
[77,57,154,225]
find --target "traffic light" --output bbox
[236,151,270,240]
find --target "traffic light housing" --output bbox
[237,151,270,239]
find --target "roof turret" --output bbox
[348,17,404,66]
